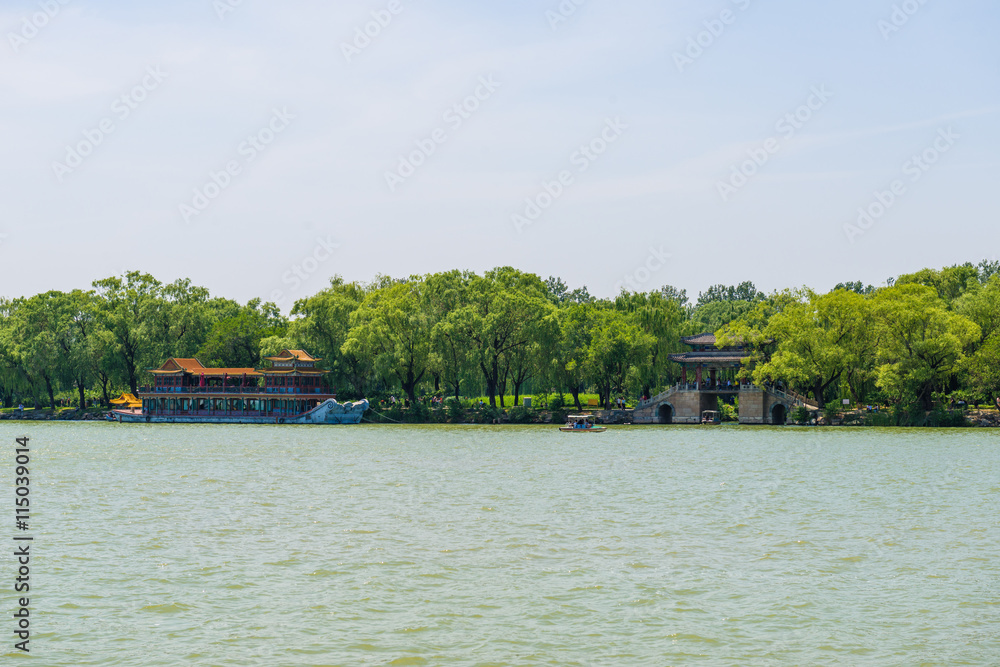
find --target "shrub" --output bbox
[445,397,465,421]
[475,406,503,424]
[507,406,534,424]
[927,409,968,428]
[790,406,810,424]
[863,411,894,427]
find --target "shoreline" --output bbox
[4,407,999,427]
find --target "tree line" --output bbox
[1,261,998,418]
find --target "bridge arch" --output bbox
[658,403,674,424]
[771,403,787,425]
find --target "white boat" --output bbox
[559,414,607,432]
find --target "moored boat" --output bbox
[109,349,368,425]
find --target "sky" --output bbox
[2,0,999,309]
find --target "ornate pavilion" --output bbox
[668,333,749,391]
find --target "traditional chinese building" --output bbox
[668,333,747,391]
[139,349,334,418]
[631,333,815,424]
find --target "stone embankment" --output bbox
[0,410,106,421]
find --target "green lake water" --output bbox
[2,423,999,666]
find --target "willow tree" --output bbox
[724,289,872,408]
[426,270,475,400]
[92,272,164,394]
[291,276,371,397]
[957,275,1000,406]
[444,267,554,408]
[342,278,431,404]
[586,309,654,409]
[614,290,686,397]
[872,284,980,411]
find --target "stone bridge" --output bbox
[631,383,818,425]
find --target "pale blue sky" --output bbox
[3,0,998,307]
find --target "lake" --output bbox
[4,423,999,665]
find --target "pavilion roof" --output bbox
[264,349,320,363]
[682,333,718,346]
[669,351,748,365]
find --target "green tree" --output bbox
[729,289,871,408]
[615,291,686,397]
[585,310,654,408]
[342,278,431,404]
[896,264,980,305]
[57,290,101,410]
[872,284,980,411]
[291,277,371,397]
[957,275,1000,406]
[197,299,287,368]
[444,268,554,408]
[540,302,594,411]
[425,270,475,399]
[92,272,164,394]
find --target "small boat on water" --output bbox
[559,414,607,432]
[701,410,721,424]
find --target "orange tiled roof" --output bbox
[151,358,205,373]
[150,358,261,376]
[264,349,321,362]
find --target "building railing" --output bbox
[638,382,758,408]
[140,386,331,395]
[144,409,310,417]
[635,381,816,409]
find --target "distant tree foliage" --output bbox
[1,259,998,414]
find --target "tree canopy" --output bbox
[1,260,997,417]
